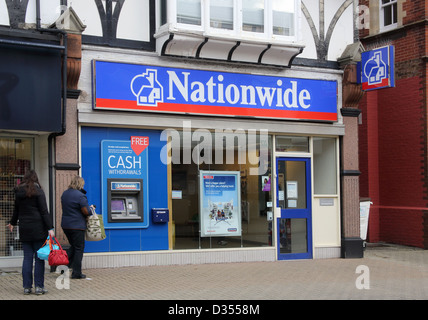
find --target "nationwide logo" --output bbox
[111,182,140,190]
[131,69,312,109]
[360,46,394,91]
[130,69,163,107]
[364,51,387,86]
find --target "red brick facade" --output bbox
[359,0,428,248]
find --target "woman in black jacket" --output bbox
[7,170,54,295]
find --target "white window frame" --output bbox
[157,0,300,44]
[380,0,398,32]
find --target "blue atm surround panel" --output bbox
[81,127,169,252]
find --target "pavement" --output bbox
[1,243,428,304]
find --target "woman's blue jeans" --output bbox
[22,240,46,289]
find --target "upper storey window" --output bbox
[159,0,300,43]
[210,0,234,30]
[242,0,264,33]
[156,0,303,67]
[177,0,202,25]
[380,0,397,32]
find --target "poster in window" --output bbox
[199,171,241,237]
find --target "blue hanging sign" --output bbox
[361,45,395,91]
[92,60,338,122]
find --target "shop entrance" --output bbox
[0,137,33,257]
[276,157,312,260]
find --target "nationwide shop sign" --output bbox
[361,45,395,91]
[93,60,338,122]
[199,171,241,237]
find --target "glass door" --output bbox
[276,157,312,260]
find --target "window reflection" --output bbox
[276,136,309,153]
[279,218,307,254]
[273,0,295,36]
[177,0,201,25]
[242,0,264,33]
[210,0,234,30]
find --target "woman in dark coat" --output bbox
[61,176,91,279]
[7,170,54,295]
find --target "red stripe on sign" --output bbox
[95,98,338,121]
[362,77,390,90]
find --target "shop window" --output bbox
[275,136,309,153]
[313,137,337,195]
[170,131,273,250]
[380,0,397,31]
[0,138,33,257]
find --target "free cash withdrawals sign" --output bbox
[93,60,338,122]
[200,171,241,237]
[101,137,149,229]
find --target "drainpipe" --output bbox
[36,0,68,225]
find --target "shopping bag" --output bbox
[85,206,106,241]
[48,236,69,267]
[37,237,59,261]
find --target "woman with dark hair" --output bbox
[7,170,54,295]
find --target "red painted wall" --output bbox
[359,0,428,248]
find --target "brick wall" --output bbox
[360,77,426,248]
[359,0,428,247]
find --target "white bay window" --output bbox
[156,0,303,67]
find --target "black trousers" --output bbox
[63,229,85,277]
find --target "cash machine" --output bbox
[107,178,144,223]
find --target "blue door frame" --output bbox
[276,157,312,260]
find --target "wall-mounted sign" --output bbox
[101,138,149,229]
[361,45,395,91]
[199,171,241,237]
[93,60,338,122]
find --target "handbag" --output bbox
[86,206,106,241]
[48,236,69,267]
[37,236,59,261]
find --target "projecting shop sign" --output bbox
[92,60,338,121]
[361,45,395,91]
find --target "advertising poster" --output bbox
[199,171,241,237]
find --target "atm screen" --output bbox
[111,199,125,211]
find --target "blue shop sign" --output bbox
[361,45,395,91]
[93,60,338,122]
